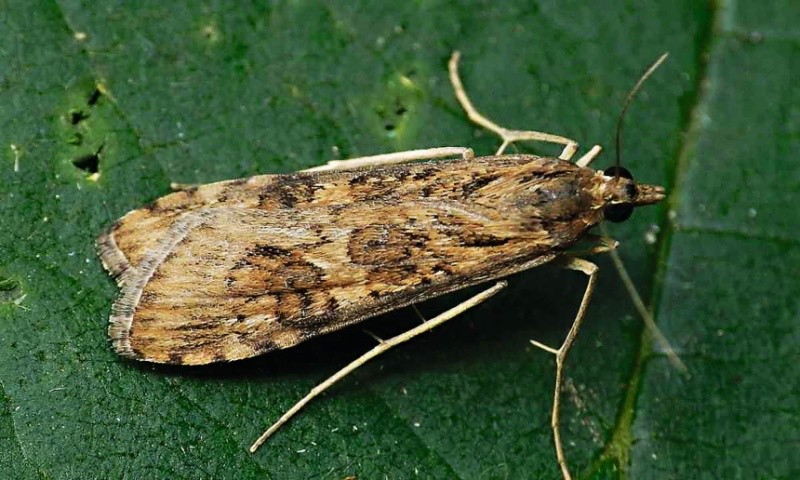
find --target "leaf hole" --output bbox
[87,88,102,106]
[72,152,100,174]
[72,143,104,174]
[0,275,24,305]
[69,110,90,125]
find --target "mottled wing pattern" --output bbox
[100,155,605,364]
[97,175,281,278]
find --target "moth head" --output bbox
[601,166,665,223]
[601,52,669,222]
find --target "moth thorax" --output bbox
[523,174,597,222]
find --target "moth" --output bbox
[97,51,668,480]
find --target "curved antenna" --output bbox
[614,53,670,176]
[605,53,687,373]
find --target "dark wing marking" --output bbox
[111,202,557,365]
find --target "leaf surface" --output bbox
[0,1,796,479]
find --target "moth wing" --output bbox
[97,175,279,280]
[110,203,555,365]
[105,156,590,365]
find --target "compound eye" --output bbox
[604,166,633,179]
[604,204,634,222]
[603,166,637,222]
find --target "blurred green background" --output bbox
[0,1,797,479]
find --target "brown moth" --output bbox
[98,155,663,365]
[98,153,662,365]
[97,51,669,480]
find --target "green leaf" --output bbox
[0,1,796,479]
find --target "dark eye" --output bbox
[604,204,633,222]
[604,166,633,179]
[603,166,636,222]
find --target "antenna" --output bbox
[614,53,669,176]
[605,53,687,372]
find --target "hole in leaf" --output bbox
[87,88,102,106]
[72,143,103,174]
[0,276,23,305]
[72,152,100,174]
[69,110,90,125]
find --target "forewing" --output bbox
[97,175,280,279]
[103,155,602,364]
[111,200,554,365]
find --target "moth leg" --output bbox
[250,281,507,453]
[448,51,579,160]
[410,304,428,324]
[169,182,199,191]
[530,257,598,480]
[575,145,603,168]
[568,234,618,257]
[302,146,475,172]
